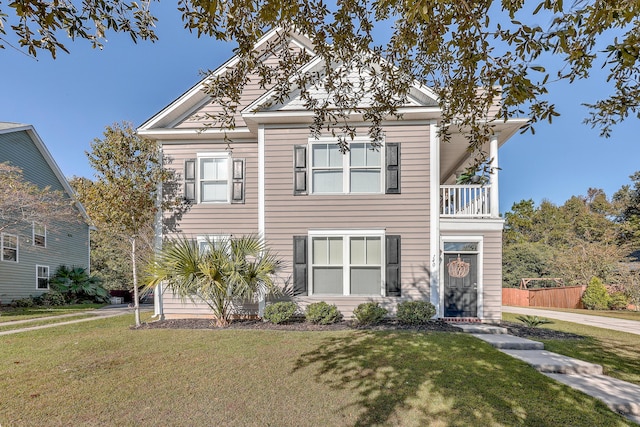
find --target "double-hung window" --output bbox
[310,231,383,295]
[310,140,383,194]
[33,223,46,247]
[36,265,49,290]
[199,155,229,203]
[197,234,230,253]
[1,233,18,262]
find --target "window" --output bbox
[311,141,382,194]
[197,235,230,253]
[33,223,46,247]
[1,233,18,262]
[200,156,229,202]
[36,265,49,290]
[310,232,383,295]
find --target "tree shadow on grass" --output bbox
[293,331,631,426]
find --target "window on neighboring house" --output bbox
[183,154,245,204]
[36,265,49,290]
[310,232,383,295]
[310,142,382,194]
[33,223,46,247]
[1,233,18,262]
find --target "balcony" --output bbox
[440,185,493,218]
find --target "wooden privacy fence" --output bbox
[502,285,587,309]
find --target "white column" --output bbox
[489,134,499,218]
[429,121,441,316]
[258,124,265,238]
[153,143,164,319]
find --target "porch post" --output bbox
[429,121,441,316]
[489,134,499,218]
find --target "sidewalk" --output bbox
[456,323,640,425]
[0,304,153,336]
[503,306,640,336]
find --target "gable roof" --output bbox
[0,122,93,226]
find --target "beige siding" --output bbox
[162,141,259,237]
[263,123,431,316]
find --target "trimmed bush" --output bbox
[581,277,610,310]
[608,292,630,310]
[353,302,388,325]
[10,297,36,308]
[34,291,67,307]
[396,301,436,325]
[263,301,298,324]
[305,302,343,325]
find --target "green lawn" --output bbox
[523,307,640,322]
[0,314,634,426]
[0,314,96,332]
[503,313,640,386]
[0,304,105,323]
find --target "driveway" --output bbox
[502,306,640,336]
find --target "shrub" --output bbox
[36,291,67,306]
[305,302,343,325]
[581,277,611,310]
[353,302,388,325]
[10,297,36,308]
[396,301,435,325]
[515,315,554,328]
[50,265,110,304]
[263,301,298,324]
[608,292,630,310]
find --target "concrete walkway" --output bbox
[503,306,640,336]
[456,323,640,425]
[0,304,152,336]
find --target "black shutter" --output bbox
[293,145,307,195]
[231,158,245,204]
[184,159,196,202]
[293,236,308,295]
[386,235,401,296]
[385,143,400,194]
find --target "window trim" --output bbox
[36,265,50,290]
[1,233,19,263]
[196,152,231,204]
[309,137,385,195]
[33,223,46,248]
[308,229,385,296]
[196,234,231,253]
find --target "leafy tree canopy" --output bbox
[2,0,638,152]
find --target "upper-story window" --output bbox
[33,223,46,247]
[1,233,18,262]
[310,141,382,194]
[183,154,245,204]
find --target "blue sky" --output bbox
[1,5,638,214]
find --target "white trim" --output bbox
[307,229,386,296]
[440,218,505,232]
[258,125,266,238]
[489,133,499,218]
[196,152,232,204]
[429,121,441,316]
[440,235,484,319]
[36,264,49,290]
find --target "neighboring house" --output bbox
[0,123,92,303]
[138,29,526,321]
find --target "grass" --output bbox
[524,307,640,322]
[0,304,105,323]
[503,312,640,386]
[0,314,96,332]
[0,314,634,426]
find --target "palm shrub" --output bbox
[263,301,298,324]
[146,235,283,327]
[49,265,110,304]
[353,302,388,325]
[396,301,436,325]
[515,315,554,328]
[581,277,611,310]
[305,302,343,324]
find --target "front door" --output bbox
[444,253,478,317]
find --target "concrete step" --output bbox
[545,373,640,423]
[453,324,508,334]
[501,350,604,375]
[472,333,544,350]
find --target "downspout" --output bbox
[429,121,441,317]
[153,143,164,319]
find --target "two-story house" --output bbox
[0,123,92,303]
[138,29,526,321]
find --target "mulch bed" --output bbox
[137,318,584,340]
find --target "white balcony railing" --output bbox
[440,185,492,218]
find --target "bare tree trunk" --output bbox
[131,236,141,327]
